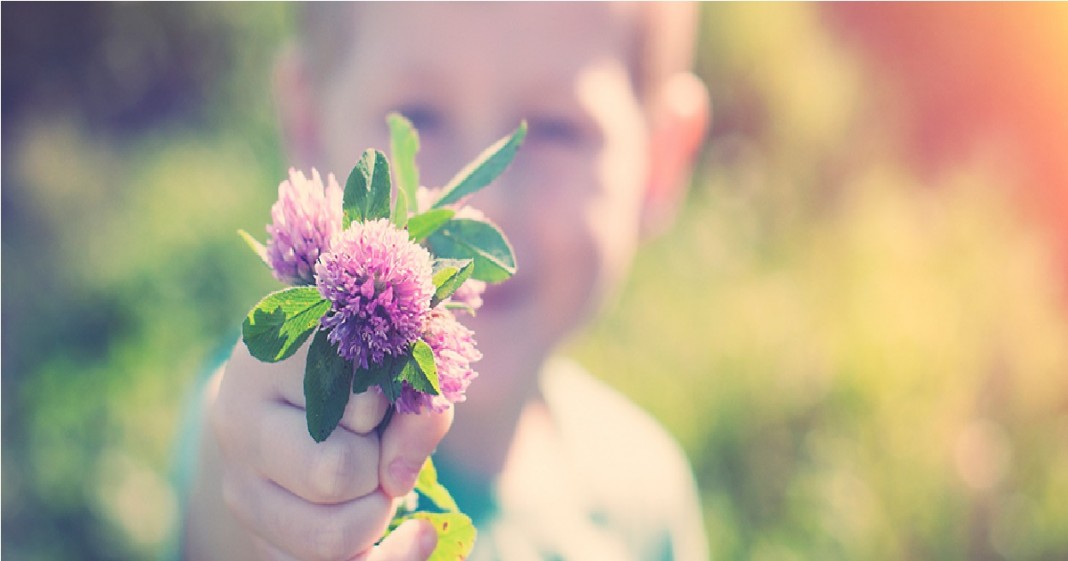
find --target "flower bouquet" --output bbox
[237,113,525,559]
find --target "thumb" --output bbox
[378,406,454,498]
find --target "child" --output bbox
[183,4,710,560]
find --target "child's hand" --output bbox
[188,342,453,561]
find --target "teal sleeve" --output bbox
[159,336,237,561]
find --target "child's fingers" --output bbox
[359,518,437,561]
[222,468,393,561]
[254,404,381,505]
[264,349,391,435]
[213,360,385,505]
[340,389,391,434]
[378,406,454,498]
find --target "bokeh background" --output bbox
[3,3,1068,560]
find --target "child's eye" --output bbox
[395,103,444,134]
[527,115,585,147]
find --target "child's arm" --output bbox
[182,343,450,561]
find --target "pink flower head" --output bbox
[315,219,435,368]
[449,279,486,314]
[396,308,482,414]
[266,168,343,285]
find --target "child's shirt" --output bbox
[439,358,708,561]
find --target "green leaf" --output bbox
[351,364,376,395]
[242,287,330,362]
[444,301,477,316]
[352,355,407,406]
[415,458,460,513]
[432,259,468,283]
[411,512,477,561]
[382,461,474,556]
[426,219,517,283]
[388,112,420,213]
[430,259,475,308]
[432,121,526,208]
[237,229,269,266]
[407,208,455,241]
[344,149,392,226]
[397,340,440,396]
[304,330,354,442]
[393,187,410,229]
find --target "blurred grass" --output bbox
[2,5,292,560]
[3,4,1068,561]
[571,167,1068,561]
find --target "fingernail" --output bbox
[419,521,438,556]
[389,458,421,493]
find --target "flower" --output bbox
[315,219,435,368]
[449,279,486,313]
[396,308,482,414]
[266,168,343,285]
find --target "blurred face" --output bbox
[308,4,650,393]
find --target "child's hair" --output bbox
[295,2,700,104]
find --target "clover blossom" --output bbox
[396,308,482,414]
[315,219,435,368]
[449,279,486,313]
[266,168,343,285]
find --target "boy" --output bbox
[184,4,710,560]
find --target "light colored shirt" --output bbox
[446,358,708,561]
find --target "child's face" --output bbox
[306,4,651,372]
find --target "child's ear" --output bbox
[273,44,321,170]
[641,72,710,238]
